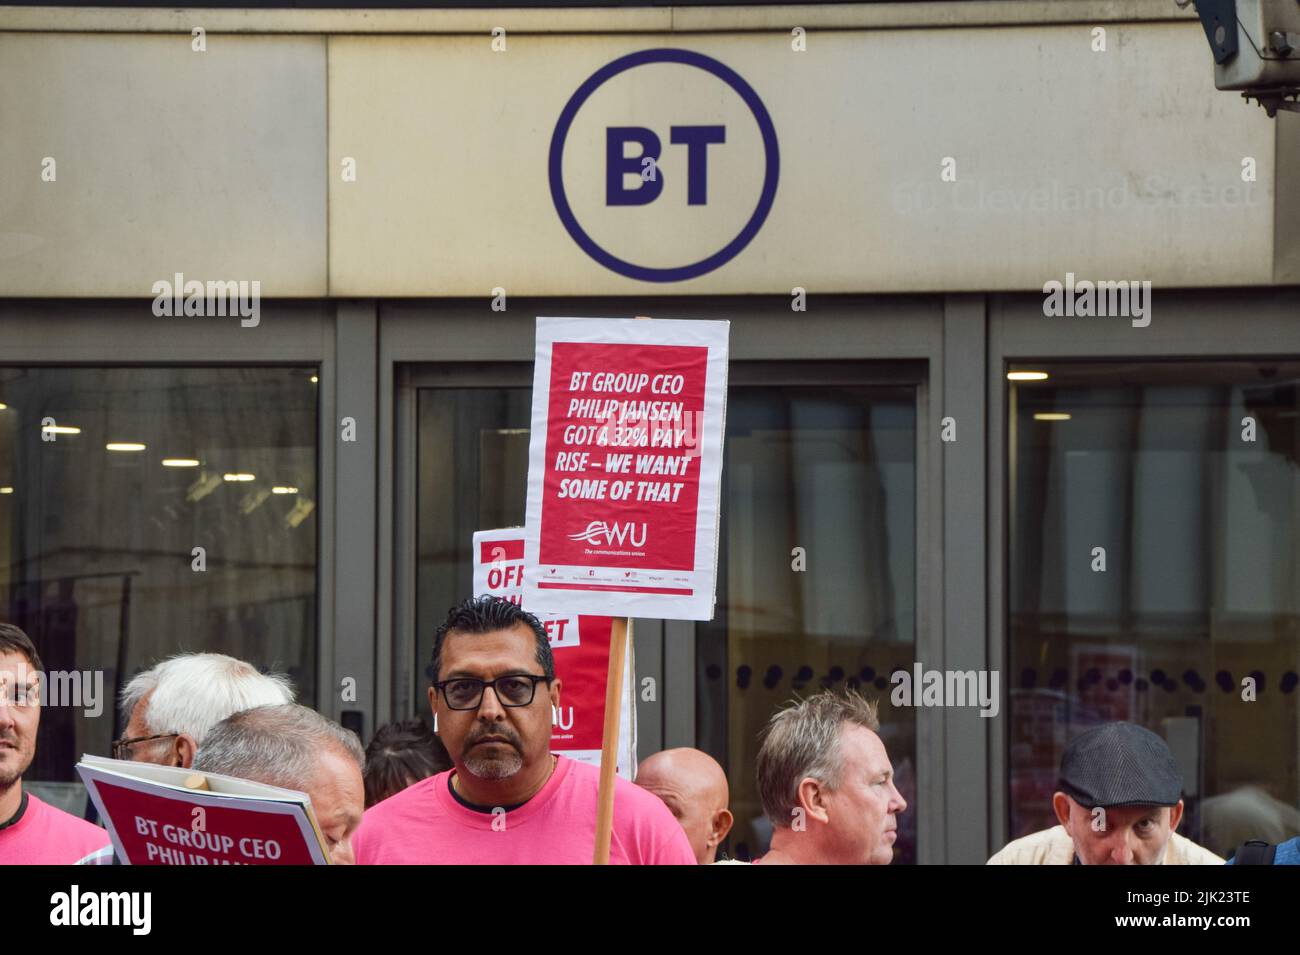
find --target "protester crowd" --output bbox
[1,600,1296,865]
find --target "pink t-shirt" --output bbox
[354,756,696,865]
[0,791,110,864]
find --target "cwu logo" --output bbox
[568,521,648,547]
[548,48,780,282]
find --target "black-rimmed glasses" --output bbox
[433,675,550,711]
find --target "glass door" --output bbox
[0,365,319,802]
[694,362,922,863]
[409,364,532,707]
[1006,359,1300,858]
[399,360,924,863]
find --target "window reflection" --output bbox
[0,367,319,784]
[414,372,919,864]
[1009,361,1300,857]
[697,377,918,863]
[415,386,531,696]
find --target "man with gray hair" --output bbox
[194,703,365,865]
[79,652,296,865]
[754,689,907,865]
[116,653,295,769]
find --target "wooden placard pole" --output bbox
[593,616,630,864]
[592,315,650,865]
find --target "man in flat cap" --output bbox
[988,721,1223,865]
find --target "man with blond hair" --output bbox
[754,689,907,865]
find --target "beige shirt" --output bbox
[987,824,1224,865]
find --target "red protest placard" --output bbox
[524,317,728,620]
[77,757,330,865]
[542,342,706,571]
[473,528,636,776]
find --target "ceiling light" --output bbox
[271,486,299,495]
[106,442,146,452]
[1033,413,1072,421]
[1007,371,1049,381]
[223,473,256,482]
[42,424,80,435]
[162,458,201,468]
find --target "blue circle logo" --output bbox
[549,49,780,283]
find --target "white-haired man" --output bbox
[78,653,294,864]
[115,653,295,768]
[754,689,907,865]
[193,703,365,865]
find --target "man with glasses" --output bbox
[114,652,295,768]
[78,651,295,863]
[352,596,694,864]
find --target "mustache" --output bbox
[463,725,522,751]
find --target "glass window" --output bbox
[1008,360,1300,857]
[412,366,919,864]
[696,370,918,863]
[415,382,531,694]
[0,367,319,788]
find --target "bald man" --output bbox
[635,748,733,864]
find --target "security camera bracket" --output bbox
[1242,87,1300,116]
[1194,0,1241,64]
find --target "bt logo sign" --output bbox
[605,125,726,207]
[549,48,780,283]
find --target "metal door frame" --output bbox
[987,287,1300,854]
[0,300,346,728]
[379,294,988,864]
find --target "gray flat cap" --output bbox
[1057,722,1183,808]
